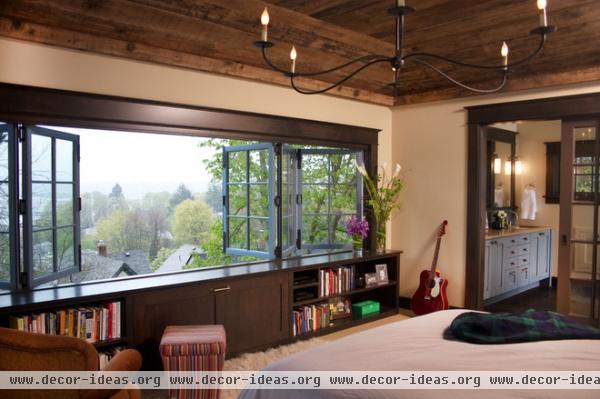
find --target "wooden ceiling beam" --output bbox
[0,17,394,106]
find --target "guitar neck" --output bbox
[429,237,442,275]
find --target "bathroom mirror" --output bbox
[486,127,516,210]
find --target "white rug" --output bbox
[220,338,325,399]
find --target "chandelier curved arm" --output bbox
[261,46,390,78]
[290,57,392,95]
[409,58,508,94]
[403,33,547,71]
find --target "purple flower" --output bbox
[345,215,369,239]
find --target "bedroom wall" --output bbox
[391,82,600,308]
[0,36,394,244]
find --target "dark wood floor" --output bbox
[485,284,557,313]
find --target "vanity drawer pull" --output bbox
[211,286,231,293]
[523,237,528,241]
[511,239,516,243]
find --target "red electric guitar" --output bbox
[411,220,449,316]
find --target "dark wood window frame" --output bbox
[466,91,600,310]
[546,140,597,204]
[0,83,379,292]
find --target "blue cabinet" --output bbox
[484,229,551,304]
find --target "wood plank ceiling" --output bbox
[0,0,598,106]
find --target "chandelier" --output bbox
[253,0,556,96]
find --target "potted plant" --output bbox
[355,161,404,251]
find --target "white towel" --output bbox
[521,186,537,220]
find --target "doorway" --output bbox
[465,93,600,327]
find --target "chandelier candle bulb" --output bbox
[396,0,406,6]
[501,41,509,67]
[260,8,269,41]
[537,0,548,27]
[290,46,297,74]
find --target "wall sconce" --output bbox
[504,156,523,176]
[493,153,502,174]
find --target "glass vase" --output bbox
[352,235,363,256]
[376,223,386,252]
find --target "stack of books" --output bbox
[319,266,355,297]
[9,301,122,343]
[292,303,333,337]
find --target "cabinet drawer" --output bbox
[504,244,529,258]
[503,269,519,291]
[518,255,530,267]
[506,258,519,269]
[506,235,530,247]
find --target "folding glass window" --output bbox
[23,126,80,287]
[0,123,16,290]
[223,144,275,258]
[299,149,363,250]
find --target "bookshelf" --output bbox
[2,299,126,366]
[291,254,399,338]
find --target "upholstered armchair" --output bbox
[0,327,142,399]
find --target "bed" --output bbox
[238,309,600,399]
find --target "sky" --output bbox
[47,126,220,199]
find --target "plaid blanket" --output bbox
[450,309,600,344]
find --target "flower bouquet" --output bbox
[345,215,369,255]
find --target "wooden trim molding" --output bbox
[465,90,600,310]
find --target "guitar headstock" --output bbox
[438,220,448,238]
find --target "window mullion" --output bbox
[51,137,58,274]
[246,150,250,250]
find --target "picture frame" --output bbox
[364,273,378,287]
[375,264,389,285]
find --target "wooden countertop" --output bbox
[485,226,551,240]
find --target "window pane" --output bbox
[228,151,247,183]
[331,184,356,214]
[302,154,329,184]
[33,230,53,277]
[56,183,74,226]
[249,184,268,217]
[249,150,269,183]
[32,183,53,229]
[575,175,593,194]
[228,218,247,249]
[330,153,356,184]
[0,125,8,182]
[56,139,73,181]
[0,183,9,232]
[0,233,9,282]
[31,134,52,181]
[228,184,247,216]
[56,227,75,270]
[302,184,328,214]
[249,218,268,251]
[332,214,353,244]
[303,215,328,244]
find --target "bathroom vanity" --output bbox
[484,227,552,304]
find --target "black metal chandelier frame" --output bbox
[253,2,556,96]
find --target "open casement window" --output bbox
[0,123,17,290]
[22,126,81,288]
[280,146,300,257]
[298,149,363,250]
[223,144,275,259]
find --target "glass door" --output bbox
[558,120,599,324]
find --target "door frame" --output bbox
[465,91,600,310]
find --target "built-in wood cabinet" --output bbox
[484,229,551,304]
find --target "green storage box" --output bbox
[352,300,380,318]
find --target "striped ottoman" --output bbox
[160,325,227,399]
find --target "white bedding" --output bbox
[238,309,600,399]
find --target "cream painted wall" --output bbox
[0,36,393,244]
[515,120,561,277]
[392,81,600,307]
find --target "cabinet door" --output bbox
[534,230,550,281]
[528,233,539,282]
[489,240,506,296]
[484,241,492,300]
[216,272,289,355]
[131,283,217,369]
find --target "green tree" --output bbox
[96,208,151,253]
[172,199,214,246]
[81,191,111,229]
[109,183,126,210]
[142,192,171,259]
[169,184,193,209]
